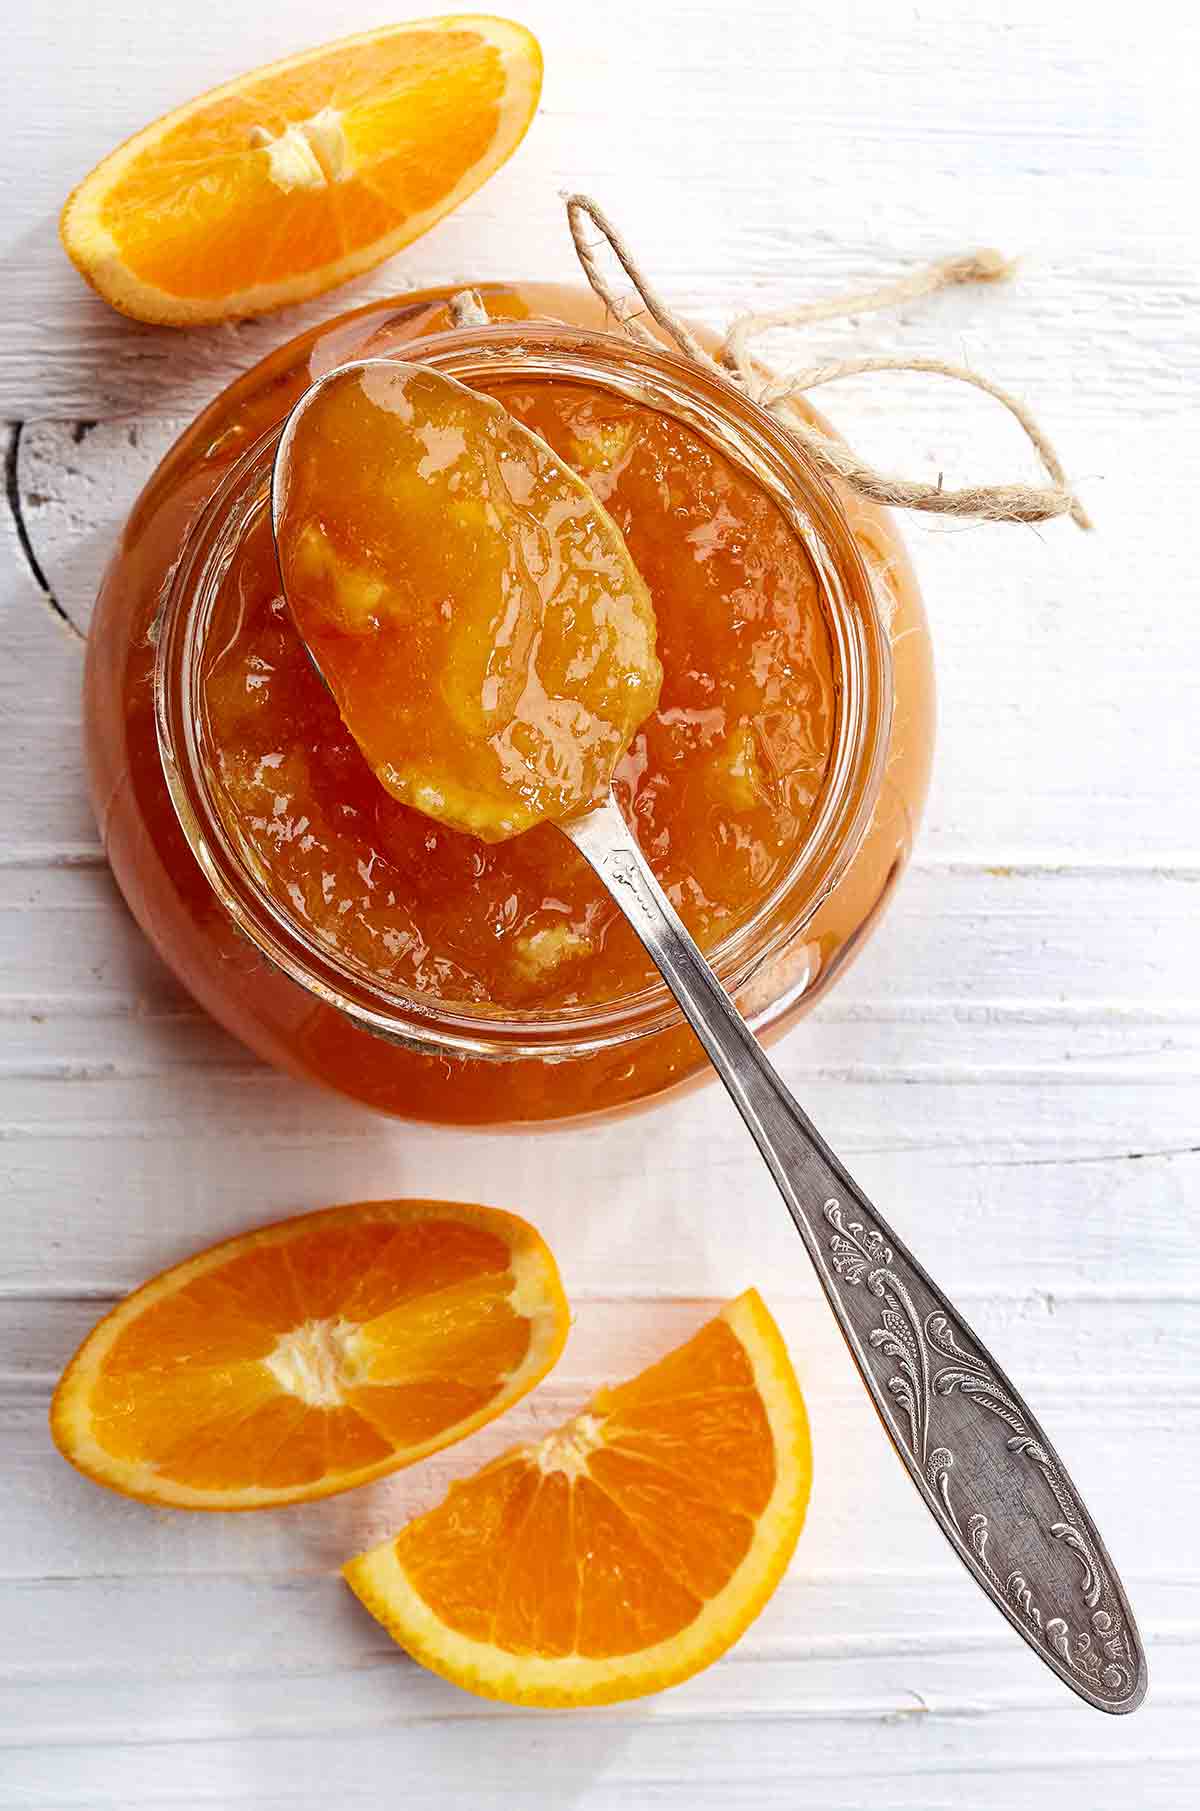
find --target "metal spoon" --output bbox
[564,794,1146,1714]
[271,370,1147,1715]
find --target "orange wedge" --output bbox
[60,17,542,325]
[50,1199,568,1510]
[344,1290,812,1706]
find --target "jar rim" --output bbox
[155,318,893,1060]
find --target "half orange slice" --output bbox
[51,1199,568,1510]
[344,1290,812,1705]
[60,17,542,325]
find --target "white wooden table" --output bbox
[3,2,1198,1804]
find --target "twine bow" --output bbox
[565,194,1089,530]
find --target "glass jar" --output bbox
[85,282,934,1125]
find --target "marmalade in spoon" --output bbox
[274,362,662,842]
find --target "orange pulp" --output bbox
[51,1199,568,1509]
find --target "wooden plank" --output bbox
[0,1579,1195,1750]
[0,1062,1195,1295]
[9,1570,1200,1687]
[0,860,1195,1023]
[2,1703,1197,1811]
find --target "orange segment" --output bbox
[343,1290,812,1706]
[50,1199,568,1510]
[60,18,542,324]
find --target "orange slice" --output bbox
[50,1199,568,1510]
[60,17,542,325]
[343,1290,812,1705]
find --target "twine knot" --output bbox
[564,193,1089,530]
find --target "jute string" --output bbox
[565,194,1090,529]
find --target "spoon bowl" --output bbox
[271,355,661,844]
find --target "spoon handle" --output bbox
[566,795,1147,1713]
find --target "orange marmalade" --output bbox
[86,284,935,1123]
[273,361,662,842]
[208,371,837,1012]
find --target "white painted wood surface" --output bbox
[3,0,1198,1803]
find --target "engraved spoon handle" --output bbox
[565,794,1147,1713]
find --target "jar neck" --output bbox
[155,320,893,1059]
